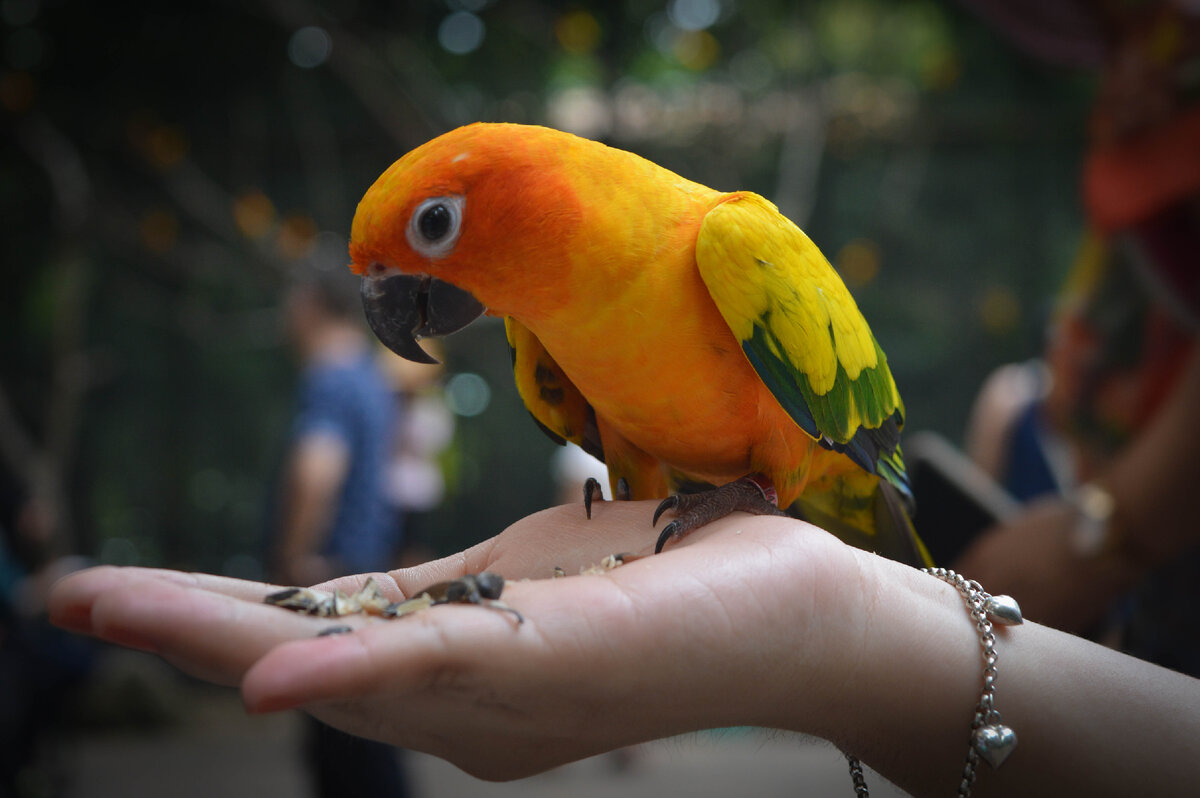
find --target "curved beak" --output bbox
[361,273,486,365]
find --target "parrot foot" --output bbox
[652,474,787,554]
[583,476,631,519]
[264,573,523,625]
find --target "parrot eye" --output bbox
[407,195,465,258]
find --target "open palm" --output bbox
[50,501,869,780]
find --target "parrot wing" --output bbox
[695,192,910,500]
[505,316,604,462]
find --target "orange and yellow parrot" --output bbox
[349,123,931,566]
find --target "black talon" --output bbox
[655,520,680,554]
[616,477,631,501]
[652,495,679,527]
[584,477,605,519]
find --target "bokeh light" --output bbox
[139,208,179,254]
[555,10,601,55]
[668,0,721,32]
[232,190,276,239]
[439,11,485,55]
[276,214,318,259]
[978,285,1022,336]
[288,26,332,69]
[445,372,491,416]
[835,238,881,289]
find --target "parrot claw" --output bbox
[654,520,682,554]
[616,477,631,501]
[651,474,787,553]
[584,477,604,519]
[652,495,679,527]
[584,476,634,519]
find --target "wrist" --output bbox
[795,554,990,794]
[663,514,884,735]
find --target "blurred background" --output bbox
[0,0,1105,796]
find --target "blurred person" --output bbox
[955,0,1200,673]
[271,270,411,798]
[378,348,453,568]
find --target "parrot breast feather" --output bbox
[505,317,604,461]
[695,192,910,497]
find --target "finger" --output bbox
[88,575,361,686]
[50,566,289,635]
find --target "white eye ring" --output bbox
[406,195,465,259]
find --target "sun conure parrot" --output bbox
[349,122,931,567]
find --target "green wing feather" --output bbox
[694,192,910,500]
[505,317,604,461]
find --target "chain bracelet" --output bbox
[842,568,1023,798]
[845,751,870,797]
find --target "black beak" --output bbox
[361,273,486,365]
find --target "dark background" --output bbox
[1,0,1089,574]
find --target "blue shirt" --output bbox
[291,349,400,573]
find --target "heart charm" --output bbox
[984,594,1024,626]
[973,723,1018,768]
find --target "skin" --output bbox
[956,345,1200,632]
[49,501,1200,797]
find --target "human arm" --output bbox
[49,501,1200,797]
[272,432,349,586]
[955,345,1200,631]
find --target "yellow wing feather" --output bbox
[697,193,898,420]
[695,191,908,491]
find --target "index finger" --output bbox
[51,566,370,686]
[49,566,284,635]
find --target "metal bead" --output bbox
[972,723,1018,769]
[984,594,1024,625]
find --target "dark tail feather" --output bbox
[791,480,932,568]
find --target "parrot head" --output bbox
[349,123,586,364]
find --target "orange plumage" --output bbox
[350,123,929,566]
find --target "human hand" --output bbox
[50,501,884,779]
[952,498,1143,633]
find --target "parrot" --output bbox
[349,122,931,567]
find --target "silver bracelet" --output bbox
[844,568,1023,797]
